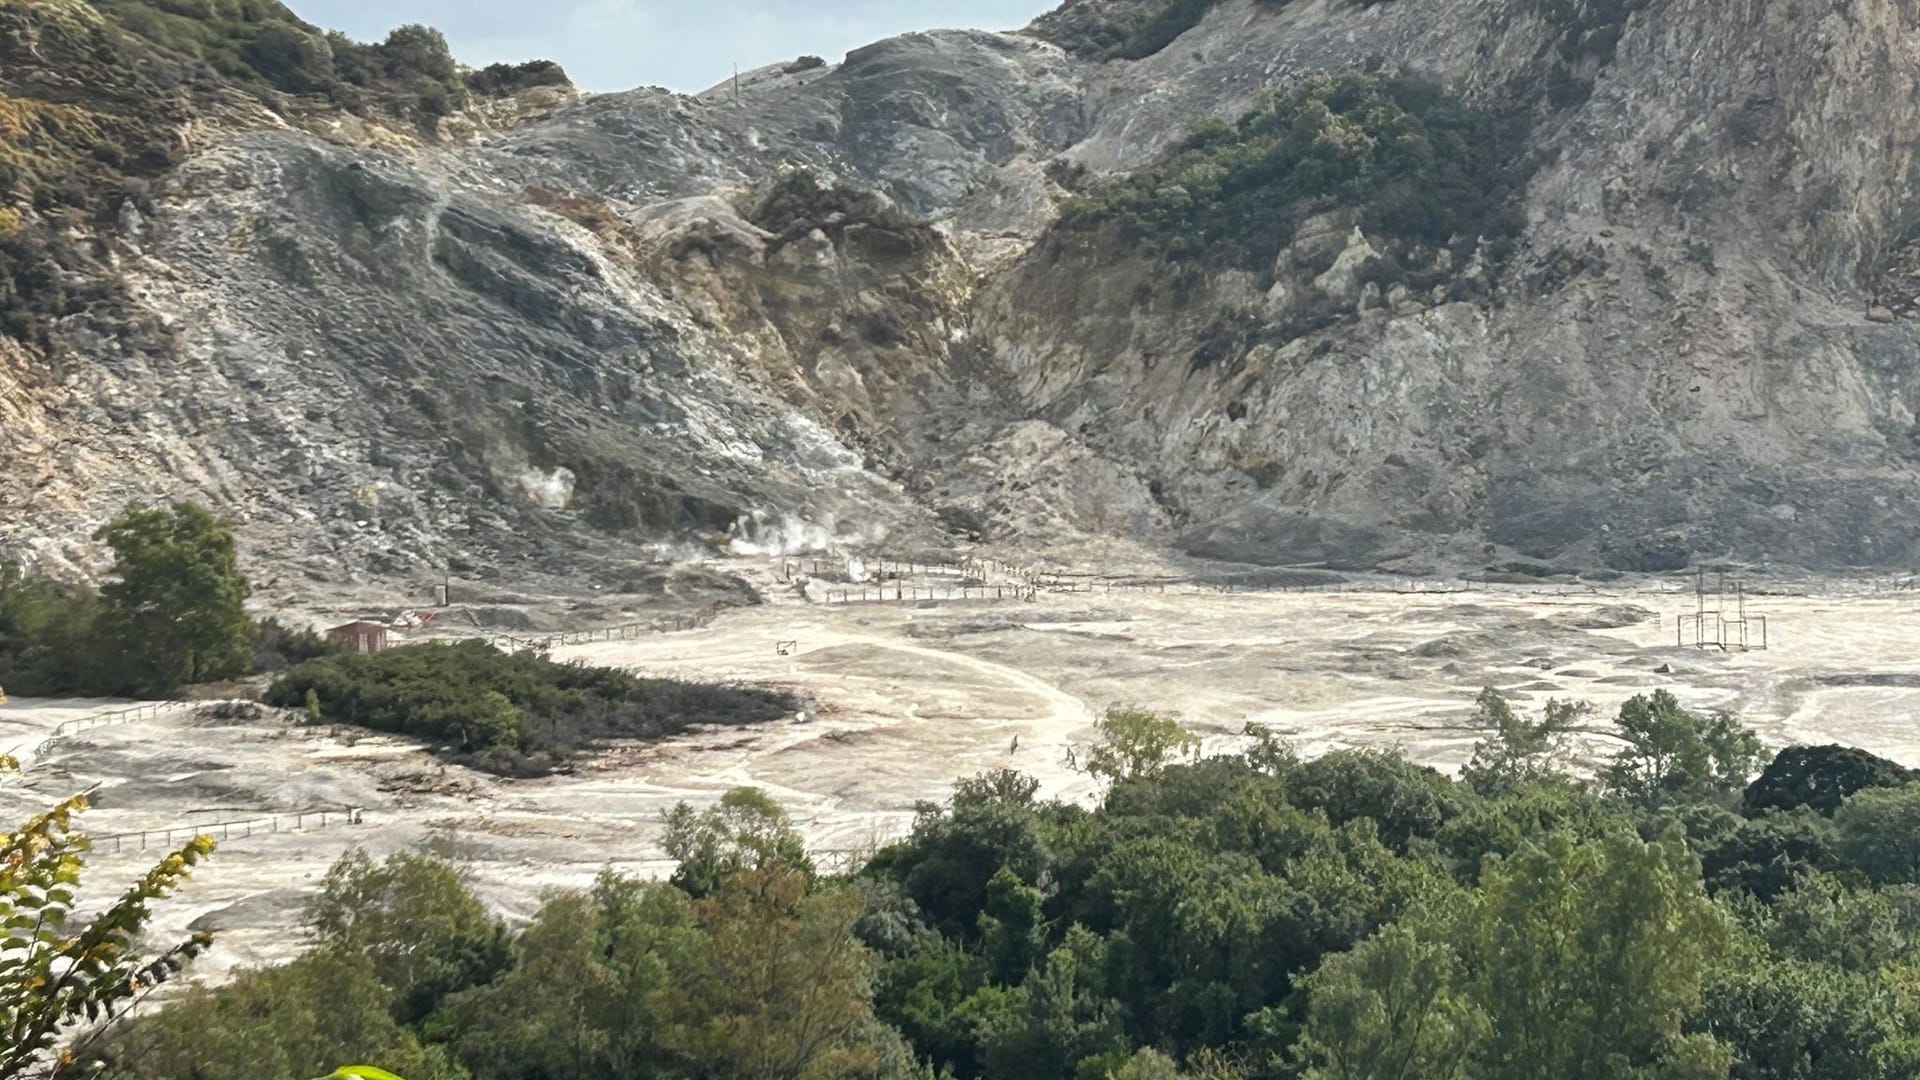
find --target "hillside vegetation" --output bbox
[0,0,566,344]
[1058,73,1527,283]
[1032,0,1372,62]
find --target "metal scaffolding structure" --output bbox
[1677,569,1768,651]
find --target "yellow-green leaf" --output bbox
[317,1068,407,1080]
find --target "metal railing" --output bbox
[26,700,195,763]
[89,807,368,856]
[482,610,712,653]
[820,583,1037,605]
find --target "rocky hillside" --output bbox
[6,0,1920,588]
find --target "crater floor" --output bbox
[3,567,1914,985]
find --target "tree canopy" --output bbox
[69,695,1920,1080]
[95,501,256,695]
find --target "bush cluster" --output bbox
[88,2,470,116]
[264,640,799,775]
[1058,73,1528,281]
[466,60,572,98]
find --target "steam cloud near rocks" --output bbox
[726,511,887,556]
[516,467,577,510]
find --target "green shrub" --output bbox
[466,60,571,97]
[0,564,104,697]
[254,616,340,672]
[264,640,799,774]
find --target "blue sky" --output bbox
[289,1,1058,94]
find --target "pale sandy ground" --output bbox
[3,570,1918,987]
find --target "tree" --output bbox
[0,564,104,696]
[1758,874,1920,972]
[1286,749,1459,852]
[875,939,987,1076]
[241,23,336,93]
[445,874,703,1079]
[1696,957,1906,1080]
[678,865,880,1079]
[2,756,215,1079]
[100,949,461,1080]
[662,787,812,898]
[1459,688,1582,795]
[305,850,508,1023]
[974,927,1126,1080]
[1437,782,1629,882]
[376,25,457,82]
[1833,785,1920,885]
[1293,925,1486,1080]
[1448,831,1731,1080]
[979,868,1047,985]
[878,770,1056,940]
[1601,691,1767,806]
[93,501,254,696]
[1746,745,1918,816]
[1688,805,1836,900]
[1084,707,1201,784]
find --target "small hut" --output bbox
[326,620,391,654]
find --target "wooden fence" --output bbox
[781,555,1039,585]
[90,806,368,856]
[27,700,195,763]
[483,610,712,653]
[821,583,1037,605]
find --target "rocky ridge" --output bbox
[6,0,1920,591]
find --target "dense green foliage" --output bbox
[662,786,814,897]
[94,500,255,694]
[0,564,104,698]
[264,640,800,775]
[85,689,1920,1079]
[1744,744,1919,816]
[0,501,260,697]
[103,844,889,1080]
[465,60,572,97]
[85,2,502,116]
[1059,74,1527,279]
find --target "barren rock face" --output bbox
[6,0,1920,580]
